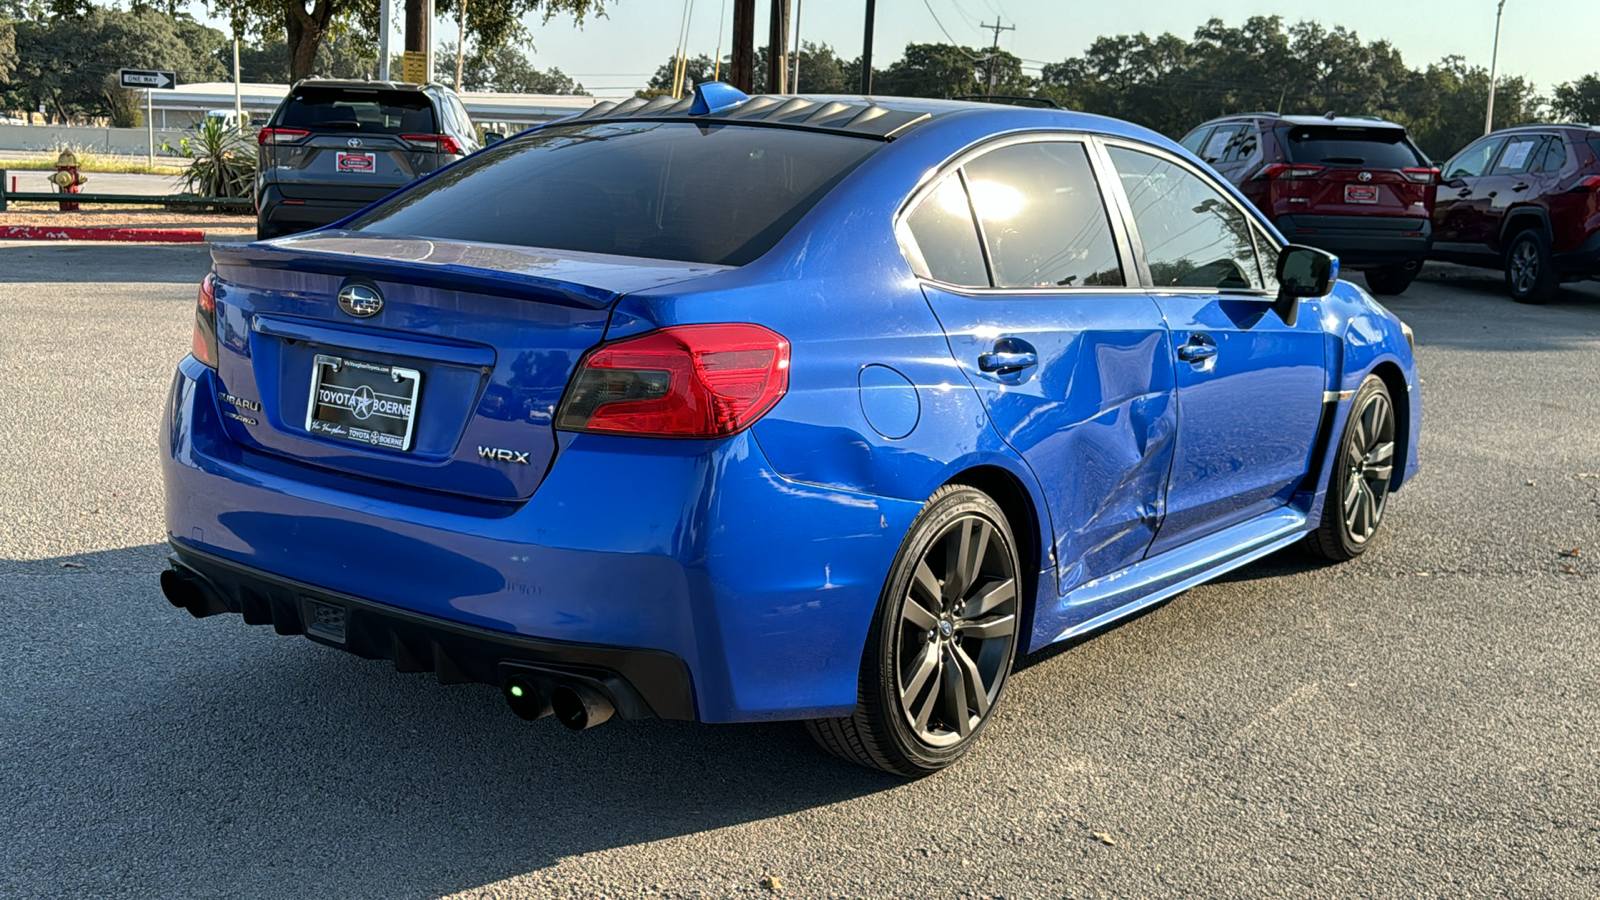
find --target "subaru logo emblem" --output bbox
[347,137,362,148]
[337,283,383,318]
[1358,171,1373,182]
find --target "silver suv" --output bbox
[255,80,482,240]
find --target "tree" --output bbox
[643,52,715,96]
[0,18,16,89]
[877,42,983,99]
[203,0,605,85]
[438,40,586,93]
[1552,74,1600,124]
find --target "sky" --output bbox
[269,0,1595,99]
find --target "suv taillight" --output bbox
[257,127,309,145]
[1569,175,1600,193]
[191,272,218,369]
[402,133,464,155]
[1257,163,1325,180]
[555,324,790,438]
[1402,167,1440,184]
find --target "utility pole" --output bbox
[981,17,1015,98]
[232,38,242,127]
[1484,0,1508,135]
[860,0,875,93]
[378,0,393,80]
[790,0,803,92]
[404,0,434,83]
[456,0,467,89]
[767,0,790,94]
[731,0,755,93]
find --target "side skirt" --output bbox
[1036,508,1308,648]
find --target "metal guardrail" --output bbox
[0,169,244,211]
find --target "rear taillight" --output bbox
[191,272,218,369]
[1569,175,1600,193]
[1402,167,1440,184]
[402,133,464,155]
[1257,163,1325,180]
[256,127,309,146]
[555,324,790,438]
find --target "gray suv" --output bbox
[255,80,482,240]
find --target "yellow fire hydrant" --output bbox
[48,149,89,211]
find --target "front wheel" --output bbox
[1306,375,1397,561]
[807,485,1022,776]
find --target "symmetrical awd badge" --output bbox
[338,283,384,318]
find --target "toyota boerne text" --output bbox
[160,84,1420,776]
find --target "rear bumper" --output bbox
[1553,229,1600,276]
[256,184,381,236]
[1275,215,1432,268]
[162,355,922,723]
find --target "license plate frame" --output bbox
[335,151,377,173]
[304,354,421,452]
[1344,184,1380,204]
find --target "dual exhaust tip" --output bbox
[503,673,615,731]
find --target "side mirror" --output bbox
[1273,244,1339,327]
[483,132,505,145]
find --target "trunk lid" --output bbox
[1288,167,1431,218]
[208,231,729,503]
[266,133,438,203]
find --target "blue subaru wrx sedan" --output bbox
[161,84,1420,776]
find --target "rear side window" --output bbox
[963,141,1123,288]
[350,121,880,266]
[903,175,990,287]
[1491,135,1542,174]
[277,87,436,134]
[1587,137,1600,164]
[1445,137,1506,179]
[1280,125,1426,168]
[1532,138,1566,173]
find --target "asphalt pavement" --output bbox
[1,245,1597,899]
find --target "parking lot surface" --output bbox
[1,244,1597,898]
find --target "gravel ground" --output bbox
[0,246,1597,899]
[0,209,252,232]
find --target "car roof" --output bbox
[290,79,442,94]
[1198,112,1407,131]
[561,92,1169,142]
[1490,123,1600,136]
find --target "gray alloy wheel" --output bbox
[1306,375,1396,561]
[807,485,1021,776]
[1504,230,1559,304]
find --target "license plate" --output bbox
[305,354,421,451]
[1344,184,1379,204]
[336,151,376,173]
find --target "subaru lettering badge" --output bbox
[338,283,384,318]
[347,137,362,148]
[1358,171,1373,182]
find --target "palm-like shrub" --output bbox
[169,117,255,206]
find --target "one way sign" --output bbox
[118,68,177,90]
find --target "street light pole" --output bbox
[1484,0,1507,135]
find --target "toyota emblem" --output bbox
[1358,171,1373,182]
[347,137,362,148]
[337,283,384,318]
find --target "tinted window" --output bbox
[964,141,1123,288]
[1218,125,1260,164]
[1445,138,1506,179]
[1199,124,1245,163]
[1280,125,1425,168]
[1533,138,1566,173]
[1492,135,1542,174]
[351,121,880,266]
[1179,127,1213,155]
[904,175,989,287]
[277,87,436,134]
[1590,137,1600,162]
[1107,146,1264,291]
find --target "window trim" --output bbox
[894,130,1144,295]
[1095,135,1279,299]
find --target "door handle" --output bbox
[977,351,1038,373]
[1456,188,1472,198]
[1177,333,1218,363]
[1512,182,1529,192]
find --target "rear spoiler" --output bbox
[211,232,728,310]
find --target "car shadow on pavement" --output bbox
[0,545,901,898]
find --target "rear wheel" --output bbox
[1364,262,1419,295]
[807,485,1021,776]
[1306,375,1396,561]
[1504,229,1559,304]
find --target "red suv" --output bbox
[1180,113,1437,294]
[1430,125,1600,303]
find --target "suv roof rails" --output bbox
[1226,111,1280,118]
[948,94,1062,109]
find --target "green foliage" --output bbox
[439,40,586,94]
[1551,75,1600,124]
[0,18,16,87]
[166,115,255,202]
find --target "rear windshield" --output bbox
[348,121,882,266]
[1279,125,1426,168]
[276,87,436,134]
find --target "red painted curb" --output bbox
[0,225,207,243]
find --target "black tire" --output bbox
[1504,229,1559,304]
[1306,375,1397,562]
[1364,262,1419,296]
[807,485,1022,776]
